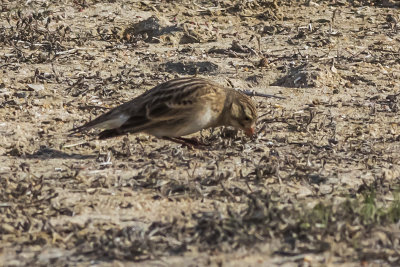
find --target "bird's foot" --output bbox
[178,137,210,147]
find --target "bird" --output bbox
[71,77,257,145]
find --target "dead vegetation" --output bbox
[1,0,400,266]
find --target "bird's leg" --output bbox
[162,137,195,149]
[176,137,209,147]
[162,137,209,148]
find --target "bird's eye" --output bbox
[244,116,251,121]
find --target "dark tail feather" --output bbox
[69,124,88,134]
[68,123,92,137]
[98,129,123,140]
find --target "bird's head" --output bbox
[228,92,258,137]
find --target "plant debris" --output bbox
[1,0,400,266]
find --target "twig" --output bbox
[51,62,60,82]
[55,48,77,56]
[219,180,236,201]
[239,89,286,99]
[78,105,111,110]
[62,140,88,148]
[193,2,226,12]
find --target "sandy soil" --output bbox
[1,0,400,266]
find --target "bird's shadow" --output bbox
[25,146,96,160]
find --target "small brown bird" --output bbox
[71,77,257,144]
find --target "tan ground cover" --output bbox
[1,0,400,266]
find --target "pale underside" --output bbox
[91,113,130,130]
[145,102,216,137]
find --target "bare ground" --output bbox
[1,0,400,266]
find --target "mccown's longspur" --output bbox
[71,77,258,144]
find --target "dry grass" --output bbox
[1,0,400,266]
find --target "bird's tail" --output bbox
[97,129,125,140]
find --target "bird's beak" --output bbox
[245,127,255,137]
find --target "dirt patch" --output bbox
[1,0,400,266]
